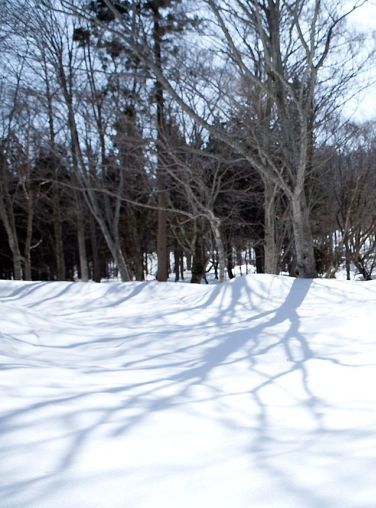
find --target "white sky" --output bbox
[344,1,376,121]
[348,0,376,30]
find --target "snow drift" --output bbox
[1,275,376,507]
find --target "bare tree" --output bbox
[55,0,368,278]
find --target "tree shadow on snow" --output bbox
[1,278,373,507]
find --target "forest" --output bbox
[1,0,375,283]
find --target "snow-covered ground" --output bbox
[1,275,376,508]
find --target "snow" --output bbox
[1,275,376,507]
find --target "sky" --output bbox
[345,1,376,121]
[349,0,376,30]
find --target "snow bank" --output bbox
[1,275,376,507]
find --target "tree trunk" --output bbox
[174,243,180,282]
[133,254,145,282]
[191,229,207,284]
[114,247,131,282]
[156,191,168,281]
[86,191,131,282]
[264,180,279,274]
[23,194,34,281]
[211,218,226,282]
[9,238,23,280]
[254,244,265,274]
[0,199,22,280]
[180,252,184,280]
[186,253,192,272]
[153,4,168,282]
[0,149,23,280]
[53,200,66,281]
[75,194,89,282]
[226,244,235,280]
[127,207,144,281]
[345,241,351,281]
[291,191,317,278]
[89,215,101,282]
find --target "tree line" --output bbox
[0,0,375,282]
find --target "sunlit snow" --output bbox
[1,275,375,507]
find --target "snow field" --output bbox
[0,275,376,507]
